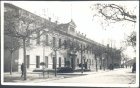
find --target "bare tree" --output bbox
[4,36,21,75]
[90,3,136,23]
[4,7,48,80]
[92,44,105,71]
[90,3,137,50]
[126,31,136,51]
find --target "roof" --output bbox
[5,3,113,51]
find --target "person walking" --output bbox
[21,63,24,78]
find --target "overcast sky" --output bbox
[2,1,139,59]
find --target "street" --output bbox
[46,68,136,84]
[4,68,136,84]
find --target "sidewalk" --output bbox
[4,71,64,83]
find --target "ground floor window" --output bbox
[45,56,48,68]
[26,55,30,68]
[59,57,61,67]
[64,58,66,66]
[53,57,56,69]
[77,58,79,66]
[36,56,40,68]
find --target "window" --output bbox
[64,40,67,49]
[36,32,40,45]
[77,58,79,65]
[53,37,56,47]
[59,57,61,67]
[46,35,48,45]
[84,59,86,64]
[83,45,85,53]
[64,58,66,66]
[59,38,61,48]
[52,57,56,69]
[26,55,30,68]
[36,56,40,68]
[90,49,92,54]
[45,56,48,68]
[92,59,94,65]
[70,27,75,32]
[89,59,91,65]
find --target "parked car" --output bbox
[57,67,74,73]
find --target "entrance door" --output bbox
[71,58,75,70]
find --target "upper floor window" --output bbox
[64,40,67,49]
[59,38,61,48]
[46,35,48,45]
[53,37,56,47]
[36,31,40,45]
[83,45,85,53]
[70,27,75,32]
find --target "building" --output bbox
[4,3,121,72]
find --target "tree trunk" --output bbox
[23,38,27,80]
[43,46,45,78]
[95,55,98,72]
[100,57,102,70]
[81,45,83,74]
[10,51,13,75]
[106,54,109,69]
[54,50,57,77]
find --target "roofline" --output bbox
[4,3,57,26]
[5,3,114,50]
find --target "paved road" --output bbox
[46,68,136,84]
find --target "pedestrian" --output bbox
[21,63,24,78]
[132,62,136,73]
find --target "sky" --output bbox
[2,1,139,59]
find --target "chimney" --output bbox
[49,17,51,22]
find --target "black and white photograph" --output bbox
[1,0,139,87]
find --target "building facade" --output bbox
[4,3,121,72]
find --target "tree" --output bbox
[126,31,136,51]
[90,3,136,23]
[41,31,68,77]
[4,36,21,75]
[92,44,105,71]
[4,7,48,80]
[90,3,137,52]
